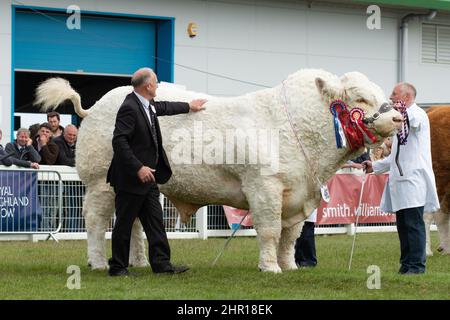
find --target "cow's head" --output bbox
[315,71,402,146]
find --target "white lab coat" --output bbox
[372,103,440,213]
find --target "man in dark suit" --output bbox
[107,67,207,276]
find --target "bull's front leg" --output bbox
[243,178,284,273]
[278,222,303,270]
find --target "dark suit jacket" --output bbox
[53,135,76,167]
[107,92,190,194]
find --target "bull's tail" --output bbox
[34,77,89,118]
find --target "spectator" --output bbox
[54,124,77,166]
[382,136,392,157]
[33,123,59,165]
[295,209,318,268]
[363,82,440,275]
[47,111,64,138]
[0,128,13,166]
[53,124,79,231]
[5,128,41,169]
[29,123,41,140]
[370,146,385,161]
[341,148,370,171]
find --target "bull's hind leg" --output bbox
[84,184,115,270]
[129,219,150,267]
[435,210,450,254]
[243,178,284,273]
[278,222,303,270]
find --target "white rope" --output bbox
[348,172,368,271]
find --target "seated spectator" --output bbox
[0,128,13,166]
[5,128,41,169]
[53,124,78,166]
[47,111,64,138]
[33,123,59,165]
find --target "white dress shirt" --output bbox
[373,103,440,213]
[134,91,156,124]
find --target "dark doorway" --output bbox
[14,71,131,127]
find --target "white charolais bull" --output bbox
[35,69,401,273]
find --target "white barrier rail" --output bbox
[0,165,436,242]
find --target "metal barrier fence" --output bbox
[1,165,436,241]
[0,168,63,240]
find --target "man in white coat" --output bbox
[363,83,440,275]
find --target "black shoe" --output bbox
[402,270,425,276]
[108,269,137,277]
[398,267,408,274]
[153,265,189,274]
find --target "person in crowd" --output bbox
[33,122,59,165]
[381,136,392,157]
[0,128,13,166]
[53,124,79,231]
[5,128,41,169]
[47,111,64,138]
[29,123,41,141]
[295,209,318,268]
[362,82,440,275]
[341,148,370,171]
[54,124,77,166]
[107,67,207,276]
[370,145,385,161]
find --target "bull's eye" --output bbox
[356,98,367,104]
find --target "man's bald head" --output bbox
[131,68,155,88]
[390,82,417,107]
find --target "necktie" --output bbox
[147,105,159,164]
[394,101,409,145]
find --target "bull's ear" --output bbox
[315,77,326,94]
[315,77,339,98]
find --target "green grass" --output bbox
[0,233,449,300]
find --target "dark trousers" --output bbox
[396,206,426,273]
[109,184,171,273]
[294,221,317,267]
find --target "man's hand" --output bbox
[361,160,373,173]
[27,138,33,146]
[188,99,207,112]
[30,162,40,169]
[137,166,156,183]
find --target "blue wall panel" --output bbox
[15,11,156,75]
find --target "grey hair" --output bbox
[16,128,30,137]
[131,68,154,88]
[399,82,417,98]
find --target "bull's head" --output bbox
[315,71,402,147]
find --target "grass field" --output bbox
[0,232,449,300]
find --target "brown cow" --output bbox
[424,106,450,255]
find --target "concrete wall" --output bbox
[1,0,449,142]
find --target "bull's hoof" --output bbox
[258,264,282,273]
[88,260,108,270]
[129,258,150,268]
[437,246,450,255]
[426,249,434,256]
[278,261,298,271]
